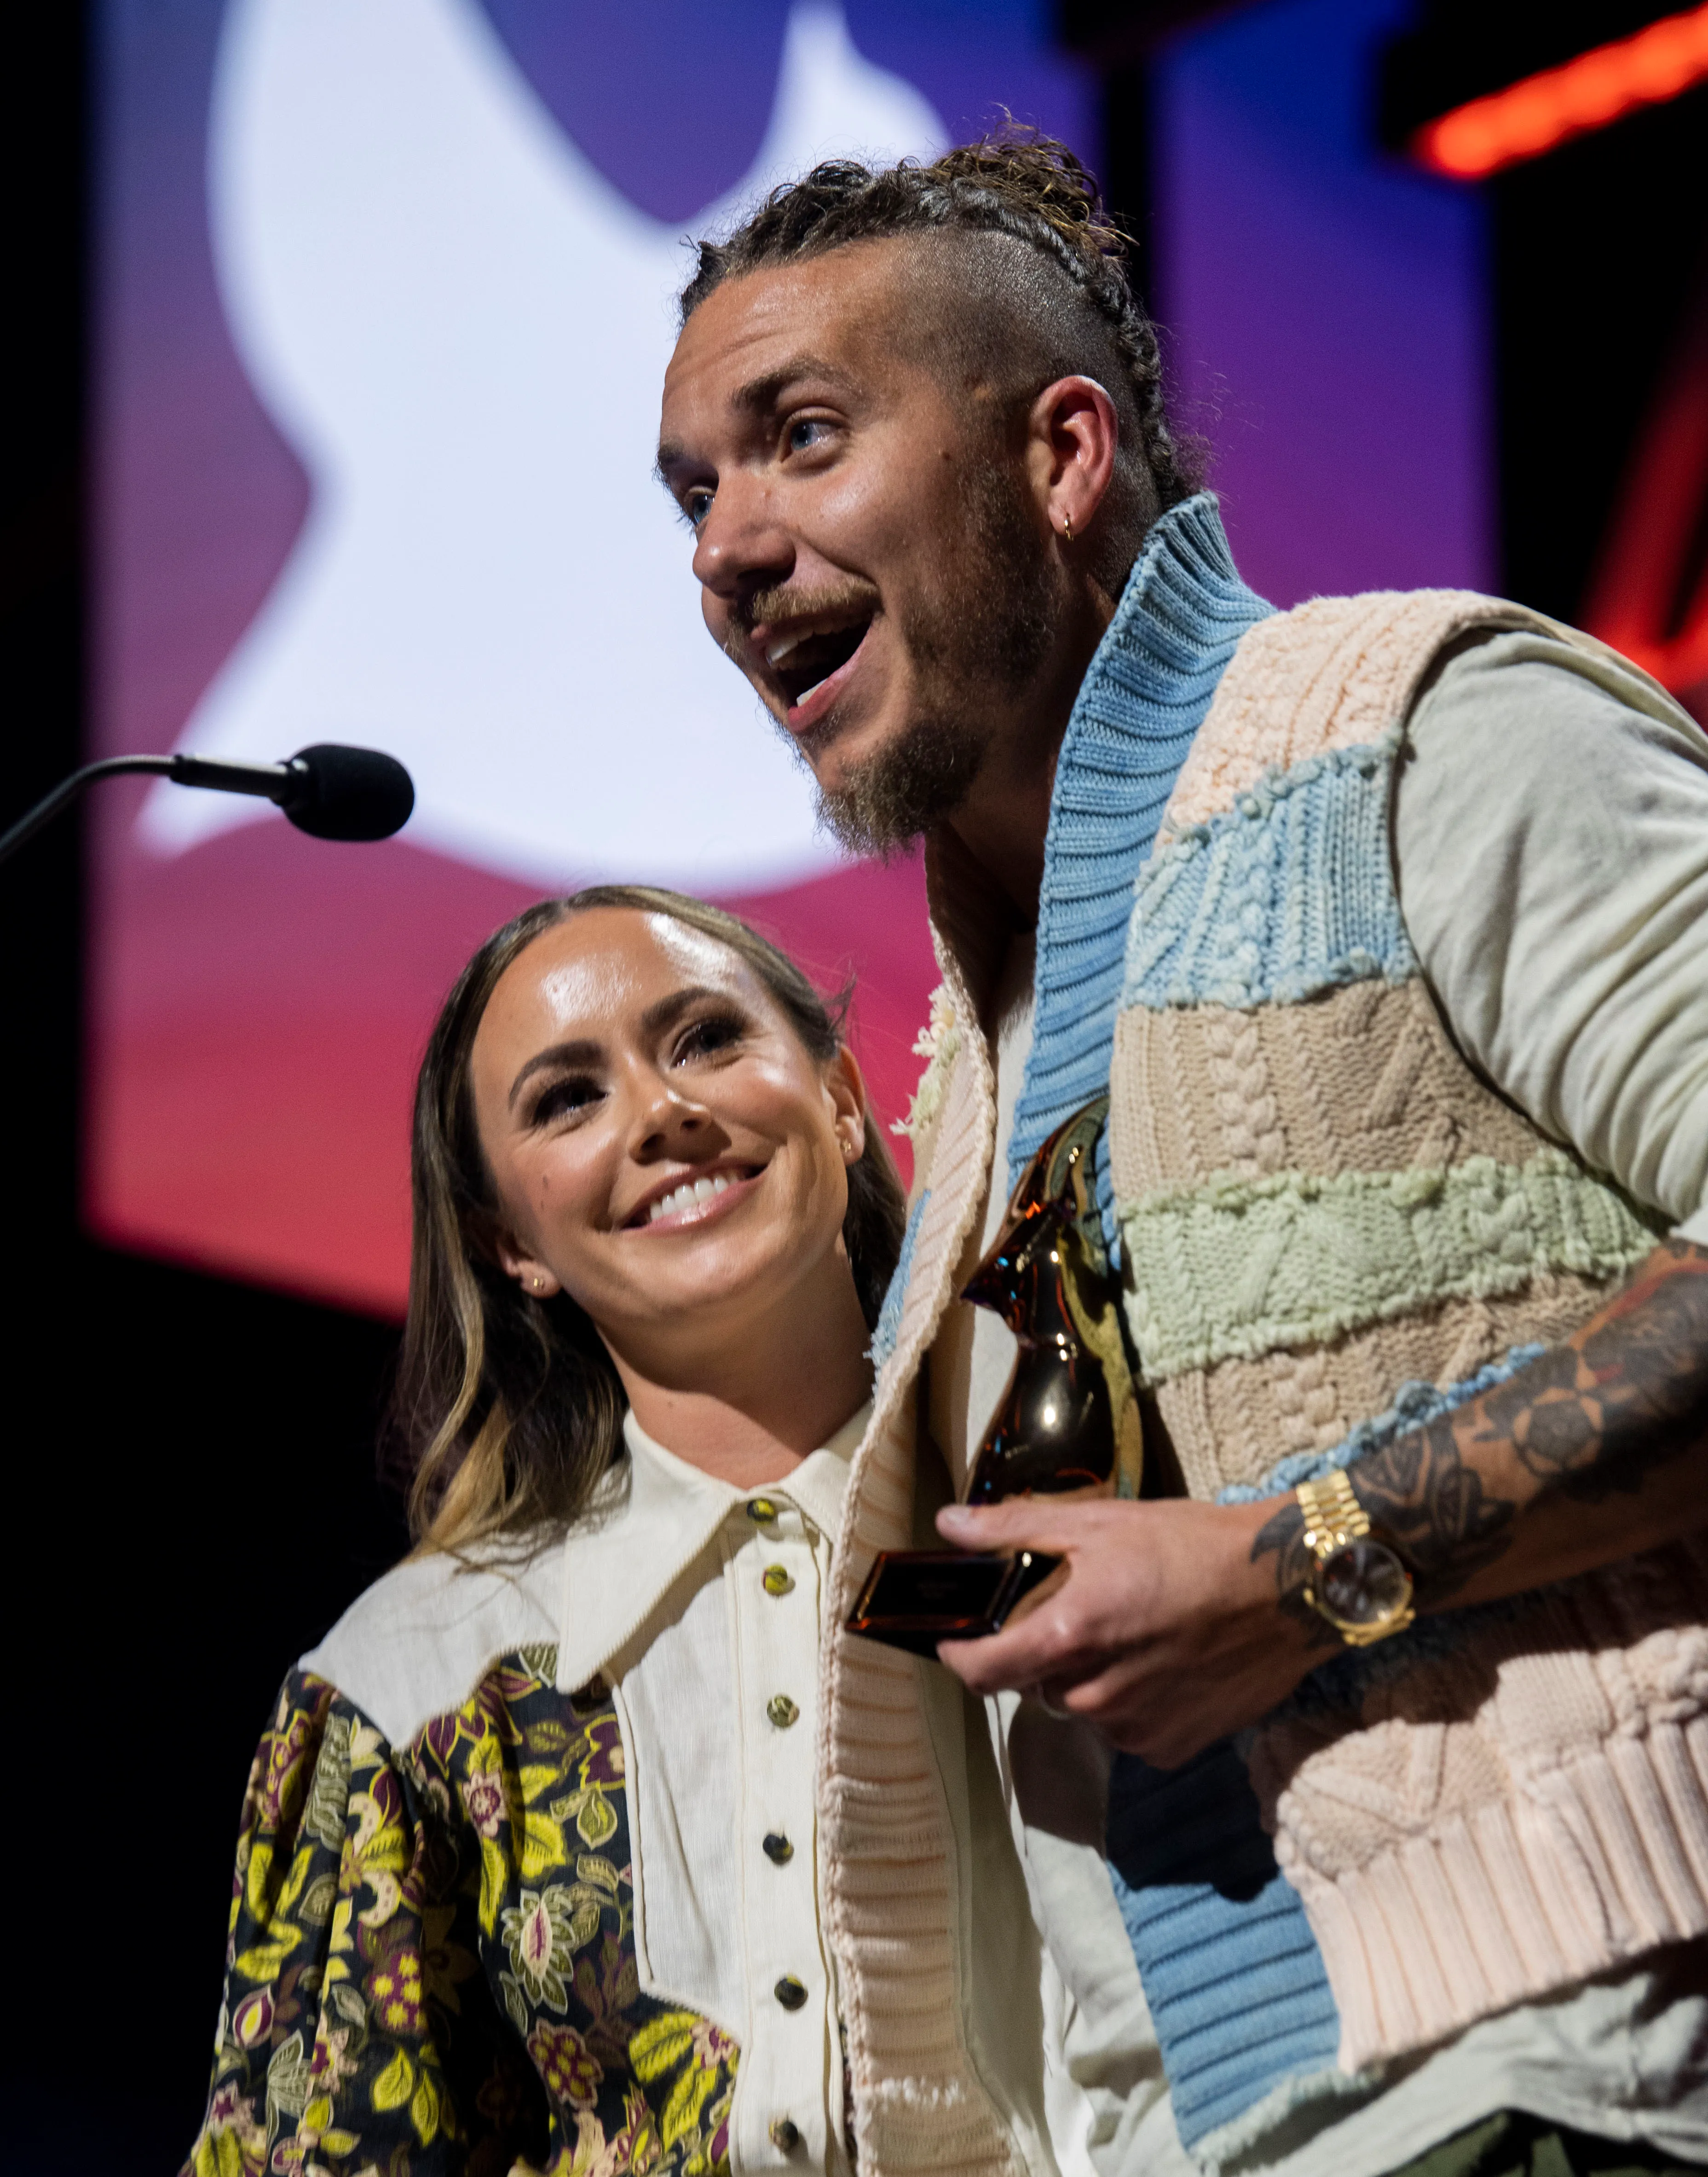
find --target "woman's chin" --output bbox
[605,1233,832,1354]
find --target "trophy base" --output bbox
[846,1547,1062,1659]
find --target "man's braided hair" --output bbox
[678,130,1201,515]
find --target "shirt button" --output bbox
[770,2118,802,2151]
[762,1564,795,1597]
[767,1694,800,1729]
[774,1975,808,2011]
[763,1832,794,1864]
[748,1498,779,1523]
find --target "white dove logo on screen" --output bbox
[141,0,946,887]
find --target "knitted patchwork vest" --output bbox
[1107,586,1708,2160]
[822,499,1708,2177]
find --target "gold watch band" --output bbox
[1293,1467,1415,1646]
[1295,1468,1368,1557]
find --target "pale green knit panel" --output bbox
[1118,1151,1662,1383]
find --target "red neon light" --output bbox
[1581,299,1708,725]
[1413,4,1708,179]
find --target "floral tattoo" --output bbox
[1253,1240,1708,1618]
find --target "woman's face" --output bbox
[468,908,866,1365]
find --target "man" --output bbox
[656,136,1708,2177]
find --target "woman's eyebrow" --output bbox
[639,984,723,1036]
[506,989,728,1107]
[508,1039,601,1109]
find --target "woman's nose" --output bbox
[629,1077,709,1154]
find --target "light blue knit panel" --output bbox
[1007,494,1272,1257]
[1106,1739,1340,2148]
[1121,730,1415,1013]
[867,1190,928,1372]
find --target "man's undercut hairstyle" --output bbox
[679,130,1201,526]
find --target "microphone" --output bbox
[0,742,416,868]
[174,745,417,841]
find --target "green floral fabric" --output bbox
[183,1647,738,2177]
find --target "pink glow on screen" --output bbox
[92,0,1088,1315]
[88,822,935,1317]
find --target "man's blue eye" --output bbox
[788,419,824,451]
[685,491,713,527]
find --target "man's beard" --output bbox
[798,462,1058,857]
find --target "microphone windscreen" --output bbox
[281,745,415,841]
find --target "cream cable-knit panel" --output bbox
[1249,1540,1708,2071]
[819,951,1021,2177]
[1112,980,1546,1192]
[1112,978,1625,1493]
[1152,1276,1612,1496]
[1160,590,1546,836]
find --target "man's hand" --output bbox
[933,1241,1708,1770]
[933,1494,1320,1768]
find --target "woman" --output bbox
[183,887,1066,2177]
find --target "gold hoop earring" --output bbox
[1062,510,1074,543]
[531,1274,546,1294]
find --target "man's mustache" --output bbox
[726,577,882,658]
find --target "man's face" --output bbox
[657,241,1057,850]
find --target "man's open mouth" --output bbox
[764,616,874,712]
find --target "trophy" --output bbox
[847,1095,1144,1658]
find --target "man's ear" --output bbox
[827,1044,869,1167]
[490,1222,561,1300]
[1028,374,1120,543]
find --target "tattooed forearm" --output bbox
[1252,1240,1708,1619]
[1250,1498,1342,1644]
[1252,1413,1515,1620]
[1480,1243,1708,1501]
[1252,1499,1317,1639]
[1339,1413,1515,1603]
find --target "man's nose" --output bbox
[692,471,792,605]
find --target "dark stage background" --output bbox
[5,2,1706,2165]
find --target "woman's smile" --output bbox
[622,1159,766,1233]
[467,904,875,1378]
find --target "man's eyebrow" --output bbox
[729,353,857,416]
[655,354,857,481]
[507,988,728,1107]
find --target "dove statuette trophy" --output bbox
[847,1096,1145,1659]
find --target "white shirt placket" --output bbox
[729,1492,837,2170]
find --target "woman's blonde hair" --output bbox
[388,885,906,1556]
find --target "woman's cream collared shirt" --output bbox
[295,1402,1081,2177]
[573,1407,869,2171]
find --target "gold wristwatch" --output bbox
[1294,1470,1415,1646]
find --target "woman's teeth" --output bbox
[646,1172,735,1224]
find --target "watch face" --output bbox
[1317,1537,1412,1628]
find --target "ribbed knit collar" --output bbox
[924,491,1271,1218]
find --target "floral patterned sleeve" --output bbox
[183,1669,543,2177]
